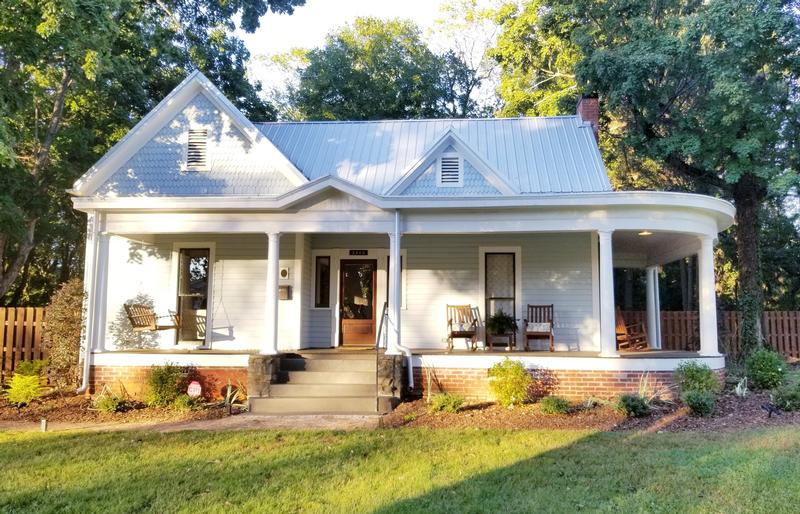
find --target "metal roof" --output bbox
[257,117,611,195]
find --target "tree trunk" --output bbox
[732,174,765,355]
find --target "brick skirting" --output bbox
[90,365,247,400]
[412,366,720,401]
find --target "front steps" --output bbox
[249,352,379,415]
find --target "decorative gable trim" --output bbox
[71,71,308,196]
[385,129,516,196]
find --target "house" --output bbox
[71,71,734,413]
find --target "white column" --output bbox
[598,230,619,357]
[698,236,721,356]
[386,223,402,355]
[262,232,281,355]
[645,265,662,350]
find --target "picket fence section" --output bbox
[0,307,47,376]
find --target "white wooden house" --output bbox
[71,72,734,413]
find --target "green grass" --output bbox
[1,427,799,513]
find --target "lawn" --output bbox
[1,427,799,513]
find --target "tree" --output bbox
[292,17,484,120]
[0,0,305,303]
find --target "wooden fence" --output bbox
[1,307,47,377]
[622,310,800,359]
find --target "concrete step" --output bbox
[250,396,377,414]
[280,357,376,373]
[277,370,375,385]
[292,351,376,360]
[269,383,375,398]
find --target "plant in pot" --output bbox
[486,310,517,336]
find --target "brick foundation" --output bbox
[90,365,247,400]
[412,366,721,401]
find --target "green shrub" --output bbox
[44,278,85,389]
[615,394,650,417]
[773,383,800,412]
[94,393,132,413]
[488,358,532,407]
[15,359,47,377]
[403,412,418,423]
[171,394,202,411]
[539,396,571,415]
[146,363,184,407]
[674,361,721,394]
[681,389,716,417]
[486,310,517,335]
[427,392,465,413]
[5,374,42,406]
[746,349,787,390]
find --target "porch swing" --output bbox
[123,304,180,332]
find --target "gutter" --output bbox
[391,210,414,390]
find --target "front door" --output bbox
[339,259,377,347]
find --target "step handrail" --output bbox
[375,301,388,349]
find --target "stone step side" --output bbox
[269,383,376,398]
[277,370,375,385]
[250,396,377,414]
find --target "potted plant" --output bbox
[486,310,517,336]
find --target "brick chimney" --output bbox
[576,95,599,142]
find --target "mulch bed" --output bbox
[382,390,800,433]
[0,392,233,424]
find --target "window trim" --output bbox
[437,152,463,187]
[170,241,216,347]
[183,128,210,172]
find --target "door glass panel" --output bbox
[177,248,209,342]
[341,262,374,320]
[486,253,514,317]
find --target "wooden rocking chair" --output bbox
[124,304,179,332]
[447,305,478,351]
[523,304,555,352]
[615,308,649,351]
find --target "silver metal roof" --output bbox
[257,117,611,195]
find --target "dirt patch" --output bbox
[0,392,232,425]
[382,390,800,433]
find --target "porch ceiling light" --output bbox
[638,230,654,236]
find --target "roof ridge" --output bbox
[255,115,579,126]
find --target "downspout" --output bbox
[392,210,414,390]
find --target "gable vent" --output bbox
[438,154,462,187]
[186,129,208,171]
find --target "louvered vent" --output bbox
[186,129,208,171]
[438,154,462,186]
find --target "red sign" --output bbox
[187,380,202,398]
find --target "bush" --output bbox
[681,389,716,417]
[5,374,42,406]
[171,394,202,411]
[773,383,800,412]
[15,359,47,377]
[539,396,571,415]
[428,392,465,413]
[146,363,185,407]
[615,394,650,417]
[44,279,85,389]
[488,358,532,407]
[746,349,787,390]
[93,392,132,413]
[674,361,721,394]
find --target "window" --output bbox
[485,253,515,318]
[437,153,462,187]
[186,129,208,171]
[315,256,331,308]
[177,248,210,342]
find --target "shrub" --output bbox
[93,391,133,413]
[539,396,571,415]
[674,361,721,394]
[403,412,418,423]
[773,383,800,412]
[44,279,85,389]
[146,363,184,407]
[171,394,202,411]
[427,392,465,414]
[15,359,47,377]
[615,394,650,417]
[5,374,42,406]
[681,389,716,417]
[488,358,532,407]
[746,349,787,390]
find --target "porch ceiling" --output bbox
[613,230,701,267]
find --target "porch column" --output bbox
[262,232,281,355]
[598,230,619,357]
[646,265,662,350]
[698,236,721,356]
[386,225,402,355]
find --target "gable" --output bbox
[291,189,384,213]
[94,93,296,197]
[399,156,501,197]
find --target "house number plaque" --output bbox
[349,250,368,256]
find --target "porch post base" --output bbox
[247,354,278,398]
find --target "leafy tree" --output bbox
[0,0,304,303]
